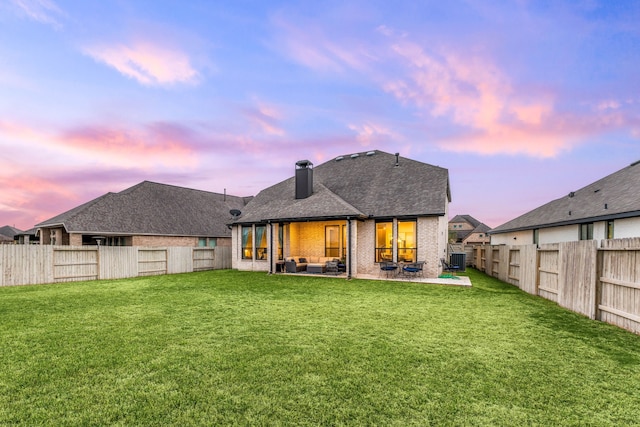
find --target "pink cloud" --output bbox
[348,122,398,145]
[270,13,371,73]
[241,102,286,136]
[83,40,200,86]
[381,38,589,157]
[58,123,198,167]
[0,119,50,144]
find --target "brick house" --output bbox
[35,181,251,247]
[449,214,491,245]
[231,150,451,278]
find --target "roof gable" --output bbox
[492,160,640,233]
[237,150,450,223]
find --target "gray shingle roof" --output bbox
[449,214,482,228]
[236,150,450,223]
[0,225,23,238]
[36,181,250,237]
[491,160,640,234]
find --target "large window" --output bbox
[255,225,267,260]
[241,226,253,259]
[375,221,393,262]
[325,225,340,257]
[579,223,593,240]
[397,220,416,262]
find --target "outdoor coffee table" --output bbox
[307,264,326,274]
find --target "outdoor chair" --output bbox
[441,258,461,275]
[325,260,339,275]
[379,261,398,278]
[402,261,424,278]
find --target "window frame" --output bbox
[579,223,594,240]
[606,220,614,240]
[397,220,417,263]
[241,225,253,259]
[325,225,340,258]
[375,220,393,262]
[255,225,267,260]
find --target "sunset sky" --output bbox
[2,0,640,231]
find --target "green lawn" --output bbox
[1,269,639,426]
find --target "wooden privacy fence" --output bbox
[0,245,231,287]
[475,238,640,335]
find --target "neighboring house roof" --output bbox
[0,225,23,242]
[449,214,482,228]
[36,181,251,237]
[449,215,491,242]
[472,223,492,234]
[492,160,640,234]
[15,227,37,236]
[236,150,450,223]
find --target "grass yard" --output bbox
[1,269,640,426]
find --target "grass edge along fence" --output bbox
[476,237,640,335]
[0,245,231,287]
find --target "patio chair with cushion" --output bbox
[402,261,424,278]
[441,258,461,275]
[379,261,398,278]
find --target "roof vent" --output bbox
[395,152,400,167]
[350,153,359,159]
[366,151,375,156]
[568,192,575,198]
[335,156,344,161]
[631,160,640,167]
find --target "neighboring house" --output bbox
[14,228,38,244]
[35,181,251,247]
[0,225,22,244]
[491,160,640,245]
[231,150,451,278]
[448,215,491,245]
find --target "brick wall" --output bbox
[356,217,443,277]
[69,233,83,246]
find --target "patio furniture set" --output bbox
[379,261,425,278]
[379,258,462,279]
[283,256,344,275]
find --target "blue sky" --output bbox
[1,0,640,230]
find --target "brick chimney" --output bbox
[295,160,313,199]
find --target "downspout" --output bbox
[347,217,352,280]
[268,221,273,274]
